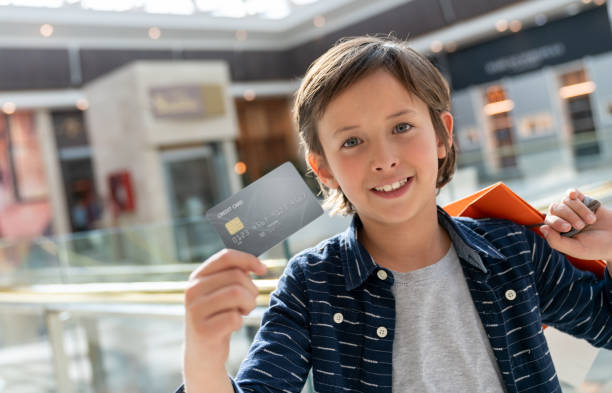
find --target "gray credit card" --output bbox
[206,162,324,256]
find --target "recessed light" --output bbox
[235,30,248,41]
[535,14,548,26]
[313,15,325,28]
[76,98,89,111]
[148,27,161,40]
[430,41,443,53]
[509,20,522,32]
[495,19,508,32]
[243,90,256,101]
[40,24,54,38]
[2,102,16,115]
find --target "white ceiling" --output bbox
[0,0,411,49]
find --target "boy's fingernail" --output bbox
[540,226,549,236]
[587,213,596,223]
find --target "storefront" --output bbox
[448,5,612,181]
[83,60,241,262]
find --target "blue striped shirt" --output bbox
[177,207,612,393]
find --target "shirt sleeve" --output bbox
[232,255,313,392]
[526,227,612,348]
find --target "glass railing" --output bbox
[0,212,352,287]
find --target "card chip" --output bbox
[225,217,244,235]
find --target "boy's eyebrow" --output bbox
[333,109,416,136]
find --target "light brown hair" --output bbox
[294,35,455,215]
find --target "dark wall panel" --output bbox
[0,0,536,89]
[183,49,295,81]
[79,49,174,83]
[0,48,72,90]
[449,0,525,21]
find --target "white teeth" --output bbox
[374,178,408,192]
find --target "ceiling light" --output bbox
[444,42,457,53]
[148,26,161,39]
[430,41,443,53]
[40,23,53,37]
[76,98,89,111]
[234,162,247,175]
[235,30,248,41]
[2,102,16,115]
[495,19,508,32]
[243,90,256,101]
[313,15,325,27]
[484,99,514,116]
[534,14,547,26]
[560,81,596,99]
[509,20,522,32]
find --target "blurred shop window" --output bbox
[161,144,230,262]
[559,69,600,159]
[517,113,555,139]
[235,97,297,183]
[484,85,518,170]
[0,112,52,240]
[52,110,101,232]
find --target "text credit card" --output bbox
[206,162,324,256]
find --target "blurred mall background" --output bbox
[0,0,610,392]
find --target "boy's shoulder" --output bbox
[448,214,532,248]
[284,231,346,277]
[452,214,526,234]
[290,231,345,264]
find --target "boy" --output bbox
[179,36,612,393]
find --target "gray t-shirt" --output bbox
[390,244,506,393]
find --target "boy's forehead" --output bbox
[318,79,423,130]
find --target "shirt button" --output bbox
[333,312,343,324]
[505,289,517,301]
[377,270,388,280]
[376,326,388,338]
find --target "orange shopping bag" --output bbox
[443,182,607,279]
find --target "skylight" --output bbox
[0,0,321,18]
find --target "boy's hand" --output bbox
[183,249,267,392]
[541,189,612,266]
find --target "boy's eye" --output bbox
[342,137,361,148]
[394,123,413,134]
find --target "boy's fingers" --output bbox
[547,202,583,232]
[185,268,259,305]
[566,188,585,202]
[540,225,573,254]
[189,249,267,280]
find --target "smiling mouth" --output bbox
[372,177,411,192]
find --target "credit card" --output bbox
[206,162,324,256]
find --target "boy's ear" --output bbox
[308,152,338,189]
[437,111,454,159]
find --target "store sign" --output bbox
[484,43,566,76]
[448,6,612,90]
[149,85,225,119]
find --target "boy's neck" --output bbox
[357,204,451,273]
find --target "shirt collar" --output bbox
[339,206,506,291]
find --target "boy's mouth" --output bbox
[371,177,412,193]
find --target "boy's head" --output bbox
[293,35,455,216]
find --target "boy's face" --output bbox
[312,68,452,226]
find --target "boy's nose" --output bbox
[374,160,398,171]
[371,144,399,171]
